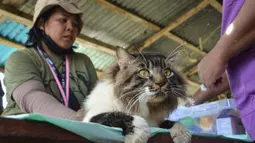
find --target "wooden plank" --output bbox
[96,0,206,56]
[76,35,116,55]
[139,0,211,51]
[96,71,103,79]
[165,33,207,56]
[0,3,32,26]
[0,14,6,24]
[210,0,222,13]
[185,66,198,76]
[0,37,25,50]
[199,37,203,51]
[0,3,116,55]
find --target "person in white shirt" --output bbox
[0,72,7,113]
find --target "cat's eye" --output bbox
[137,69,150,78]
[164,69,174,77]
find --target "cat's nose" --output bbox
[152,82,165,91]
[154,78,166,87]
[152,74,167,88]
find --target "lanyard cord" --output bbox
[37,47,69,107]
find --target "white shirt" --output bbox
[0,72,7,108]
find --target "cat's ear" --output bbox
[116,47,135,69]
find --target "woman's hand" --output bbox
[197,49,228,89]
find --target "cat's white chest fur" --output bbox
[82,81,125,122]
[82,81,150,122]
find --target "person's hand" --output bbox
[197,50,228,89]
[182,97,195,107]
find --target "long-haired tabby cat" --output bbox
[77,48,191,143]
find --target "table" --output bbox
[0,117,247,143]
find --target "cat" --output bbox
[77,47,191,143]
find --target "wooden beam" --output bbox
[0,37,25,50]
[96,71,103,79]
[76,35,116,55]
[0,3,116,55]
[2,0,26,6]
[96,0,206,56]
[183,0,222,76]
[139,0,211,51]
[199,37,203,51]
[210,0,222,13]
[0,14,6,24]
[165,33,206,56]
[185,66,198,76]
[187,79,200,87]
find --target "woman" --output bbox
[198,0,255,140]
[1,0,98,120]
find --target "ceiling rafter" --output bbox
[0,14,6,23]
[96,0,206,56]
[0,3,116,55]
[185,0,222,76]
[0,37,25,50]
[138,0,211,52]
[210,0,222,13]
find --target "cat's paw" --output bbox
[124,116,150,143]
[170,123,191,143]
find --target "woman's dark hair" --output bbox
[25,6,58,48]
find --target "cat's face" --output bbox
[104,48,186,113]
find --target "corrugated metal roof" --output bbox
[146,36,198,72]
[172,5,222,52]
[15,0,206,50]
[0,19,29,44]
[0,18,115,71]
[74,46,115,71]
[109,0,203,27]
[1,0,223,84]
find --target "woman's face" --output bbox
[42,7,79,49]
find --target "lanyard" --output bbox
[37,47,69,107]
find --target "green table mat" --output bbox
[5,114,252,142]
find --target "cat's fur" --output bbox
[77,48,191,143]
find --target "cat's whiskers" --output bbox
[115,88,144,102]
[134,45,148,66]
[126,94,140,110]
[126,90,144,112]
[169,88,186,93]
[166,42,186,61]
[169,84,185,88]
[127,92,147,114]
[136,93,148,113]
[171,90,184,97]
